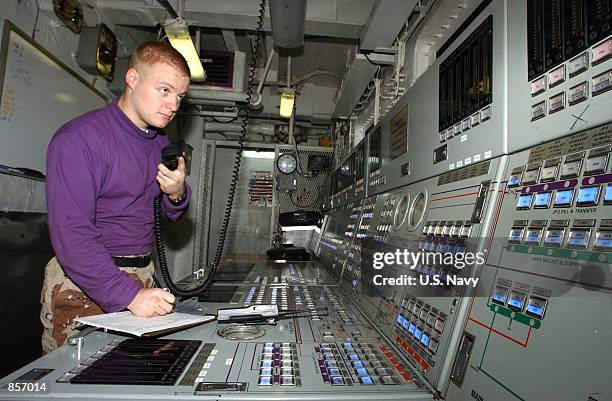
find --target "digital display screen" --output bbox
[517,194,533,209]
[259,377,272,385]
[526,304,544,318]
[605,185,612,204]
[356,368,368,376]
[508,297,524,310]
[421,334,430,346]
[414,328,423,340]
[349,354,360,361]
[332,377,343,385]
[554,189,574,206]
[352,361,364,368]
[354,142,365,181]
[576,186,600,204]
[369,127,382,174]
[408,323,416,334]
[534,192,552,207]
[397,314,404,325]
[329,368,340,376]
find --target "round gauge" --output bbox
[407,190,428,231]
[277,153,297,174]
[393,194,410,230]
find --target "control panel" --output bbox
[446,124,612,401]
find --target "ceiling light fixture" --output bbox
[279,88,296,119]
[162,18,206,82]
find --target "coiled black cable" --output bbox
[155,0,267,297]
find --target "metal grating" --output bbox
[274,147,333,215]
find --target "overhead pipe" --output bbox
[187,88,249,103]
[203,121,276,135]
[268,0,306,49]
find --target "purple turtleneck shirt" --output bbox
[46,99,191,312]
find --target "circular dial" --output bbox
[393,194,410,230]
[408,190,427,231]
[277,153,297,174]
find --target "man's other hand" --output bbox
[127,288,176,317]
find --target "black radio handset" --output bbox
[161,144,181,171]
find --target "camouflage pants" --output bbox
[40,256,154,354]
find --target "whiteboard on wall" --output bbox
[0,20,108,174]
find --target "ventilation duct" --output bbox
[269,0,306,49]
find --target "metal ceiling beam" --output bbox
[93,1,365,39]
[359,0,419,51]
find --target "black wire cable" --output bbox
[31,0,41,40]
[155,0,268,297]
[362,52,387,67]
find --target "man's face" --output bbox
[130,62,190,129]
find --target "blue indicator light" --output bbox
[494,294,506,303]
[555,189,573,206]
[508,298,523,309]
[415,329,423,340]
[576,186,600,204]
[421,334,430,346]
[526,305,543,317]
[517,194,533,209]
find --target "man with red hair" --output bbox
[41,41,192,353]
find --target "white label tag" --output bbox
[210,349,218,355]
[456,160,463,168]
[548,65,565,86]
[530,76,546,95]
[465,157,472,165]
[225,358,233,366]
[473,154,481,162]
[592,39,612,64]
[460,134,468,142]
[203,363,211,369]
[207,356,215,362]
[449,163,455,170]
[484,150,492,159]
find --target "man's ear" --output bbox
[125,67,139,90]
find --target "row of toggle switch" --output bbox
[508,224,612,251]
[509,146,611,188]
[258,343,300,386]
[516,184,612,210]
